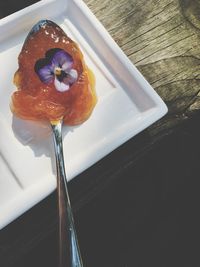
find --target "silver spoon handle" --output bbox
[51,121,84,267]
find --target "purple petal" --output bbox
[63,69,78,85]
[52,50,73,70]
[54,77,70,92]
[37,64,54,83]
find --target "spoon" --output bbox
[28,20,84,267]
[51,120,84,267]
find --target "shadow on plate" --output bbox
[12,115,76,174]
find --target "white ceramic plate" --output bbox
[0,0,167,229]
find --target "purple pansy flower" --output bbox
[35,49,78,92]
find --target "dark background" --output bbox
[1,1,200,266]
[2,114,200,267]
[0,0,39,17]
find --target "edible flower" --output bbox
[35,49,78,92]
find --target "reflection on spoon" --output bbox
[51,120,84,267]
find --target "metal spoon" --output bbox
[51,120,84,267]
[27,20,84,267]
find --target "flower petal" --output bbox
[54,77,70,92]
[68,69,78,84]
[61,69,78,86]
[37,64,54,83]
[52,50,73,70]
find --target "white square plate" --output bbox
[0,0,167,229]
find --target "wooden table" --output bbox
[0,0,200,266]
[85,0,200,137]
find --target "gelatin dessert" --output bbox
[11,20,97,125]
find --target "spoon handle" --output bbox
[51,121,84,267]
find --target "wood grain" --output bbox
[84,0,200,136]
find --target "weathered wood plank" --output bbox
[84,0,200,136]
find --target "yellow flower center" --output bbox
[54,67,62,76]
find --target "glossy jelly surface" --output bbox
[11,20,97,125]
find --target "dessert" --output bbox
[11,20,97,125]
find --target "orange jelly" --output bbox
[11,20,97,125]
